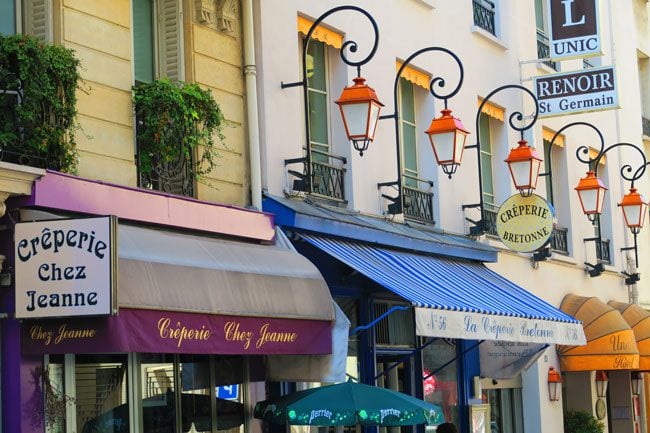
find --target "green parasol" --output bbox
[254,380,444,427]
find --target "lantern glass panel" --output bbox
[509,160,533,189]
[368,102,381,140]
[454,130,468,162]
[430,131,456,164]
[341,102,371,138]
[578,188,600,214]
[623,203,648,228]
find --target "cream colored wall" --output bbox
[186,0,248,206]
[56,0,137,186]
[50,0,248,206]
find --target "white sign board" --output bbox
[548,0,601,60]
[15,216,117,318]
[496,194,555,253]
[415,308,586,346]
[535,66,618,118]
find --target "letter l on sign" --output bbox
[561,0,586,27]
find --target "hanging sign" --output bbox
[548,0,601,60]
[535,66,618,118]
[496,194,555,253]
[15,216,118,319]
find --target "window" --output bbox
[638,53,650,136]
[473,0,497,36]
[305,39,329,164]
[542,132,570,254]
[422,339,460,427]
[534,0,557,70]
[0,0,16,35]
[542,139,555,207]
[399,78,418,188]
[479,115,496,211]
[133,0,183,84]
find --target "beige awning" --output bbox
[117,224,334,321]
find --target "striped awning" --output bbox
[609,301,650,371]
[300,234,585,345]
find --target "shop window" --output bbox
[75,354,129,433]
[45,354,66,433]
[422,339,459,427]
[485,388,524,433]
[141,354,177,433]
[336,296,360,381]
[214,356,246,432]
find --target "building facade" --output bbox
[254,1,650,433]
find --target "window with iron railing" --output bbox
[483,208,499,237]
[596,239,611,264]
[536,30,558,71]
[402,176,435,224]
[473,0,496,36]
[374,300,415,348]
[285,149,347,202]
[549,226,569,254]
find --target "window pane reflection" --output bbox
[214,356,245,433]
[142,354,176,433]
[422,340,459,426]
[76,354,129,433]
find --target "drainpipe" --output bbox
[243,0,262,210]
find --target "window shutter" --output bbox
[24,0,52,41]
[156,0,183,81]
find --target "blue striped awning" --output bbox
[301,234,585,346]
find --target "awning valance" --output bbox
[609,301,650,371]
[478,97,505,121]
[299,234,585,345]
[558,294,639,371]
[396,61,431,90]
[297,16,343,49]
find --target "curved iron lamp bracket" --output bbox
[378,47,464,215]
[281,6,379,195]
[462,84,540,235]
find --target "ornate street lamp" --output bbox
[505,139,543,197]
[619,187,648,235]
[335,76,384,156]
[425,108,470,178]
[377,46,464,215]
[547,367,562,402]
[575,170,608,222]
[281,5,379,192]
[462,85,540,235]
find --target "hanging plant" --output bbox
[132,78,225,181]
[0,34,81,172]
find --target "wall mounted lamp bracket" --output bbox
[621,271,641,285]
[533,247,552,262]
[585,262,604,278]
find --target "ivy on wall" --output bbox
[0,34,81,172]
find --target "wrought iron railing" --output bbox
[583,58,594,69]
[473,0,496,36]
[550,226,569,254]
[402,179,435,224]
[642,117,650,137]
[135,112,195,197]
[0,73,51,169]
[285,149,346,202]
[536,30,557,71]
[483,207,499,237]
[596,239,611,264]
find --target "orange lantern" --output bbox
[504,140,543,197]
[619,187,648,234]
[575,171,608,222]
[547,367,562,402]
[335,76,384,156]
[425,108,470,178]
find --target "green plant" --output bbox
[0,34,80,172]
[132,78,225,181]
[564,410,604,433]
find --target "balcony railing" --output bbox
[136,113,195,197]
[1,73,52,169]
[596,239,611,264]
[549,226,569,254]
[402,182,435,224]
[473,0,496,36]
[483,208,499,237]
[286,149,346,202]
[536,30,558,71]
[642,116,650,137]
